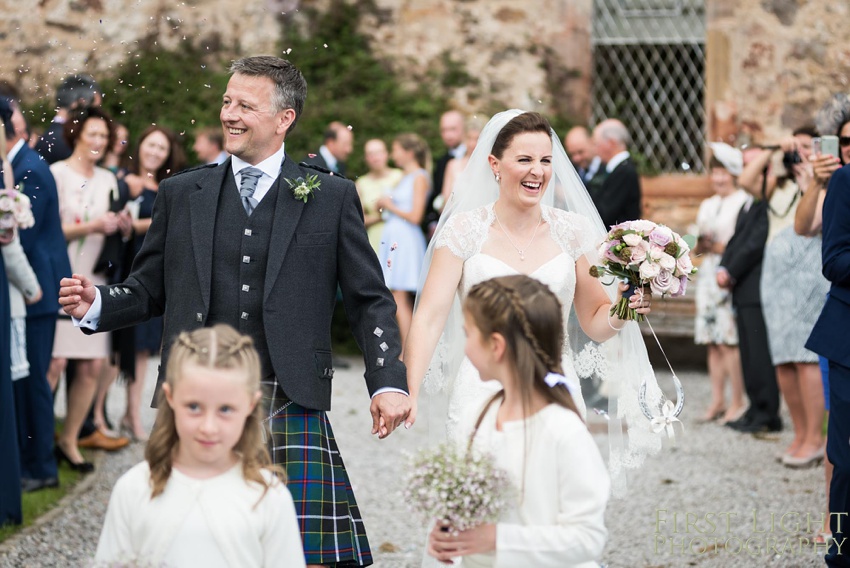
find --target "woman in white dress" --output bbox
[403,110,664,493]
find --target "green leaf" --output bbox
[681,234,697,249]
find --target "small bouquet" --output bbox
[403,443,513,531]
[0,187,35,231]
[590,220,697,321]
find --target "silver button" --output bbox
[196,313,203,322]
[244,229,253,236]
[376,357,384,366]
[242,256,250,263]
[373,327,383,337]
[241,312,249,320]
[242,284,250,292]
[379,342,389,352]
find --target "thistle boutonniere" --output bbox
[286,174,321,203]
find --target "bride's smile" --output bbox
[489,131,553,206]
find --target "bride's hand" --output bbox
[405,396,418,429]
[619,282,652,315]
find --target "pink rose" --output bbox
[630,242,647,264]
[629,220,657,234]
[622,233,643,247]
[648,244,664,261]
[648,226,674,247]
[650,269,674,295]
[676,253,694,275]
[639,261,661,280]
[674,275,688,297]
[658,252,676,271]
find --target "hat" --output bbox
[709,142,743,176]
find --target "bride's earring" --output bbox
[494,172,501,183]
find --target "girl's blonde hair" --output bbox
[145,324,283,499]
[464,274,581,433]
[394,132,432,173]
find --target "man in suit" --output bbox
[807,164,850,566]
[590,119,642,228]
[59,56,409,567]
[302,121,353,176]
[565,125,602,187]
[1,97,72,492]
[718,194,781,434]
[34,74,102,164]
[192,126,228,165]
[423,110,465,237]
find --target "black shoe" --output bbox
[725,414,753,431]
[54,445,95,473]
[21,477,59,493]
[735,417,783,434]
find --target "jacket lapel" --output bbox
[190,160,230,310]
[264,154,305,302]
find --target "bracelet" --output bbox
[607,313,626,332]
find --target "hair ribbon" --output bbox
[544,372,577,398]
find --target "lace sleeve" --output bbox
[546,209,601,261]
[433,206,489,260]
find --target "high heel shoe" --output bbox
[54,445,95,473]
[120,416,149,443]
[696,407,726,423]
[782,446,826,469]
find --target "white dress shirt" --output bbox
[318,145,338,172]
[605,150,630,174]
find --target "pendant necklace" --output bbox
[494,208,543,261]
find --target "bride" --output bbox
[403,110,663,492]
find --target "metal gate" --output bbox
[591,0,706,173]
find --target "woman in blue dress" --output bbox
[376,133,430,351]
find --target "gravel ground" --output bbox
[0,357,826,567]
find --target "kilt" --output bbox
[262,379,372,567]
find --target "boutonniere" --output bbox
[286,174,321,203]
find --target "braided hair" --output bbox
[464,275,580,438]
[146,324,283,500]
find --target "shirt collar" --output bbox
[7,138,25,164]
[231,143,286,180]
[606,150,630,173]
[450,143,467,159]
[318,145,337,171]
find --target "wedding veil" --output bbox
[415,109,665,496]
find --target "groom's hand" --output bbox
[370,392,411,439]
[58,274,97,319]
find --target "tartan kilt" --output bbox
[262,380,372,567]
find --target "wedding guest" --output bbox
[375,133,430,351]
[95,325,305,567]
[99,126,186,442]
[49,106,131,472]
[693,143,749,424]
[35,74,102,164]
[1,97,69,492]
[589,119,641,228]
[355,138,402,254]
[0,237,21,525]
[423,110,466,237]
[302,121,353,175]
[192,126,228,165]
[565,125,602,187]
[102,123,130,173]
[737,126,828,458]
[428,275,608,567]
[440,116,484,212]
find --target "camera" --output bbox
[782,150,802,174]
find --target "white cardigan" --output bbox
[95,460,306,568]
[2,234,40,318]
[459,403,610,568]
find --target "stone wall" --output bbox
[707,0,850,144]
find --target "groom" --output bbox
[59,56,410,567]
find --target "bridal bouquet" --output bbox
[590,219,697,321]
[403,444,513,531]
[0,187,35,231]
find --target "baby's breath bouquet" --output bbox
[403,443,513,531]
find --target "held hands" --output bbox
[716,267,732,289]
[370,391,411,439]
[428,522,497,564]
[58,273,97,319]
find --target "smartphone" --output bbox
[821,135,839,159]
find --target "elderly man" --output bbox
[303,121,354,176]
[564,125,602,187]
[59,56,409,567]
[423,109,466,236]
[590,119,642,228]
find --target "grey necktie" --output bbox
[239,167,263,215]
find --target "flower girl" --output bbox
[428,275,610,567]
[95,325,306,567]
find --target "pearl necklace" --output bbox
[493,209,543,261]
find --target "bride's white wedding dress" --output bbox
[433,203,601,440]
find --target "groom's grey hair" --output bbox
[230,56,307,134]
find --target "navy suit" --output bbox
[0,254,22,524]
[807,165,850,566]
[12,144,70,480]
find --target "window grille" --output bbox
[591,0,706,173]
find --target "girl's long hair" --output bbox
[145,324,283,500]
[394,132,432,173]
[464,275,579,500]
